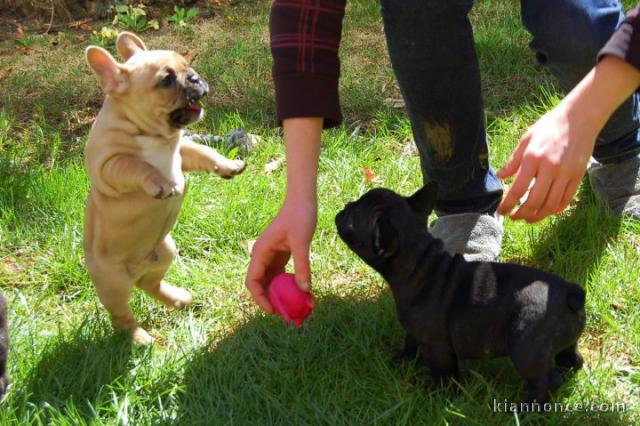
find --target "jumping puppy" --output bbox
[84,32,245,345]
[335,183,585,403]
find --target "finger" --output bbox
[498,161,536,215]
[556,178,581,214]
[291,242,312,292]
[528,178,567,223]
[511,170,553,221]
[245,249,274,313]
[497,132,530,179]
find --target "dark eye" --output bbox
[160,71,175,88]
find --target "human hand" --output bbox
[497,102,598,222]
[245,198,317,313]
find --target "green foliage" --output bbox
[0,0,638,423]
[167,6,199,29]
[112,3,159,33]
[90,27,119,49]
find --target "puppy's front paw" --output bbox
[215,159,246,179]
[391,350,415,365]
[143,176,183,199]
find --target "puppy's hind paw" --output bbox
[161,283,193,308]
[132,327,154,346]
[555,347,584,370]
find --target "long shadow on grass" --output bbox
[174,292,602,424]
[15,321,133,420]
[176,294,447,424]
[527,187,622,286]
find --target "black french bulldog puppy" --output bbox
[0,293,8,399]
[335,182,585,403]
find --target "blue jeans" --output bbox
[380,0,640,215]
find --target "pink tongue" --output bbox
[188,102,201,111]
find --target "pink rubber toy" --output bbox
[268,273,314,327]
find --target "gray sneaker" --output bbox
[429,212,504,262]
[587,153,640,218]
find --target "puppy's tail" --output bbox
[566,285,586,313]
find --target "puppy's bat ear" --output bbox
[408,181,438,223]
[85,46,129,94]
[372,212,396,258]
[116,32,147,61]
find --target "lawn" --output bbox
[0,0,639,424]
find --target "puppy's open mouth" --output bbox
[169,101,203,128]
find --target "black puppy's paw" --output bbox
[391,349,416,365]
[424,375,460,396]
[547,369,563,393]
[555,347,584,370]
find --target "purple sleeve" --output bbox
[599,5,640,71]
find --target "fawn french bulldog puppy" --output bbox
[336,183,585,403]
[84,32,245,345]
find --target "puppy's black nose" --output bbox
[186,69,209,97]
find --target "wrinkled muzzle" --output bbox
[169,68,209,128]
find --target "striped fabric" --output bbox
[599,4,640,72]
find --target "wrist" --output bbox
[562,95,605,146]
[284,192,317,210]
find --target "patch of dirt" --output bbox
[0,0,233,42]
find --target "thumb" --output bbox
[291,242,312,292]
[498,133,530,179]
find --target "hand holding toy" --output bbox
[268,273,314,327]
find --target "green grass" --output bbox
[0,0,639,423]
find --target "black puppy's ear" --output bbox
[372,212,396,257]
[407,182,438,223]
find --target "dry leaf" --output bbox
[0,68,13,82]
[363,167,382,184]
[264,158,283,174]
[384,97,405,109]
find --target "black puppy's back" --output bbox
[335,183,586,403]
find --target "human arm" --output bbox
[244,0,346,312]
[245,117,322,312]
[498,49,640,222]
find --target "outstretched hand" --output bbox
[245,199,317,313]
[497,103,597,222]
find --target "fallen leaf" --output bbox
[364,167,382,184]
[384,97,405,109]
[0,68,13,82]
[264,158,283,174]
